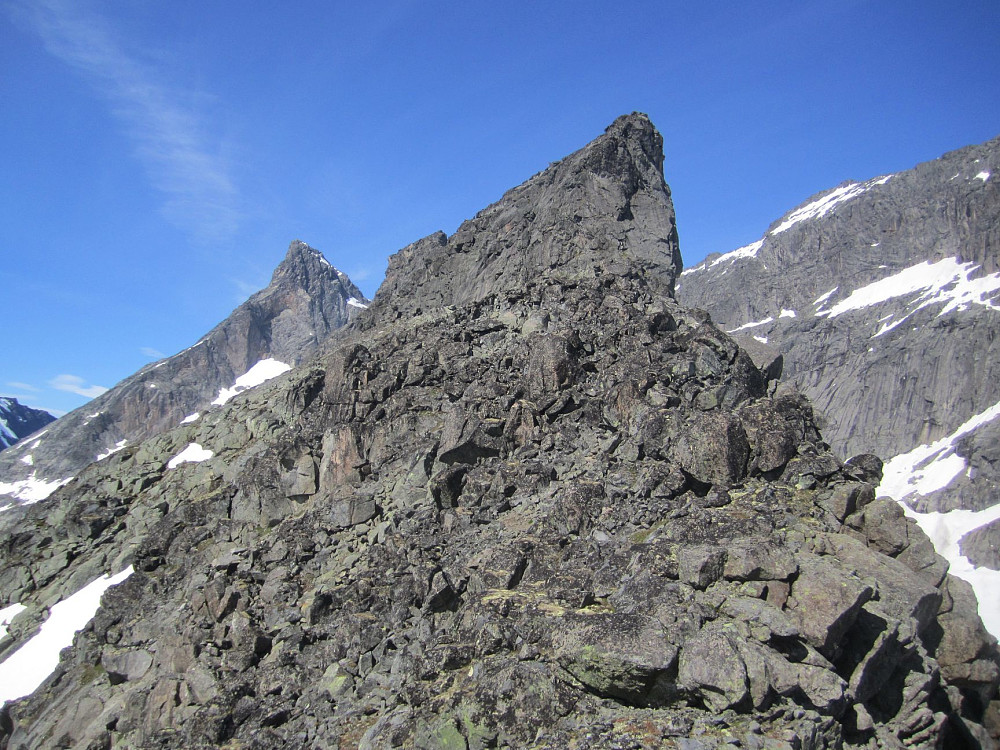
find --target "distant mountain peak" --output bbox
[0,397,55,452]
[0,242,368,502]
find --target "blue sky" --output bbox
[2,1,998,416]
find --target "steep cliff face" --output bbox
[0,115,997,749]
[0,242,368,505]
[0,399,54,452]
[676,136,999,463]
[677,137,1000,607]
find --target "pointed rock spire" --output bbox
[371,113,681,322]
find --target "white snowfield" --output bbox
[815,257,1000,332]
[770,175,892,235]
[347,297,369,309]
[680,240,763,277]
[0,473,73,508]
[211,358,292,406]
[0,567,133,705]
[878,398,1000,637]
[167,443,214,469]
[180,412,201,424]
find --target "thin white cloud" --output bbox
[232,277,267,303]
[140,347,165,359]
[347,267,372,282]
[49,374,108,399]
[5,382,40,392]
[12,0,240,241]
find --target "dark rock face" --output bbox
[0,398,55,452]
[0,242,368,496]
[0,115,997,749]
[677,137,1000,566]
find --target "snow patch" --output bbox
[879,399,1000,504]
[878,399,1000,636]
[901,504,1000,638]
[347,297,369,310]
[96,440,127,462]
[975,171,991,182]
[180,412,200,425]
[212,359,292,406]
[167,443,214,469]
[0,567,133,705]
[779,309,796,319]
[20,454,33,466]
[809,257,1000,325]
[680,240,763,277]
[770,175,892,235]
[0,473,73,505]
[752,335,768,344]
[812,287,838,307]
[727,316,773,333]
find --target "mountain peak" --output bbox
[0,241,368,497]
[370,114,681,322]
[268,240,346,289]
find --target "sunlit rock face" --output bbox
[0,115,997,749]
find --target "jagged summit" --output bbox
[271,240,351,290]
[0,241,367,504]
[369,112,681,324]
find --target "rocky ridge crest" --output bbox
[0,115,997,749]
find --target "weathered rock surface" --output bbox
[0,398,55,452]
[0,242,368,499]
[677,136,1000,594]
[0,115,997,749]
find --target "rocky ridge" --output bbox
[0,115,997,749]
[677,137,1000,579]
[0,242,368,505]
[0,399,55,453]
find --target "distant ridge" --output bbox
[0,398,55,452]
[0,241,368,504]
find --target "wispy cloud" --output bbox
[140,346,165,359]
[232,277,266,303]
[49,374,108,399]
[5,382,40,392]
[12,0,240,241]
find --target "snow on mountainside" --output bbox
[0,398,56,452]
[0,242,368,511]
[678,133,1000,634]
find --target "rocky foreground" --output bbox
[0,114,997,749]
